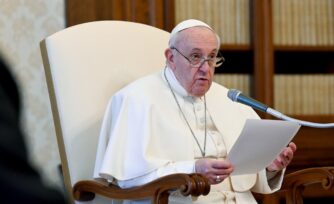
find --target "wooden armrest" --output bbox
[73,173,210,204]
[281,167,334,204]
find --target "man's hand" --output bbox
[267,142,297,172]
[195,158,233,185]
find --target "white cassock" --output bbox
[94,67,285,204]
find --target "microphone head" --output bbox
[227,89,242,102]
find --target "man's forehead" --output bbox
[177,28,217,49]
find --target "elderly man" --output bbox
[94,19,296,203]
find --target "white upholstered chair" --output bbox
[40,21,210,204]
[40,20,334,204]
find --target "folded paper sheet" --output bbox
[227,119,301,175]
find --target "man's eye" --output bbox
[208,53,217,59]
[190,54,202,61]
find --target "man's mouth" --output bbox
[198,77,208,81]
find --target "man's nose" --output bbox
[198,59,211,71]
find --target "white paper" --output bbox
[227,119,301,175]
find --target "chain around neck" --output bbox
[163,67,207,157]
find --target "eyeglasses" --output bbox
[171,47,225,68]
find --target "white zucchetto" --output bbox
[169,19,213,46]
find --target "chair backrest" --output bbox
[40,21,170,202]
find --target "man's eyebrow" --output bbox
[189,48,201,52]
[189,48,218,52]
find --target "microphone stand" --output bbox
[267,108,334,128]
[228,89,334,128]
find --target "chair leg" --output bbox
[154,191,169,204]
[285,187,304,204]
[262,193,280,204]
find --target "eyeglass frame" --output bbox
[170,47,225,68]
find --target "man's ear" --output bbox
[165,48,175,70]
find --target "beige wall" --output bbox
[0,0,65,188]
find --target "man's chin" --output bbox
[191,88,209,97]
[190,82,212,96]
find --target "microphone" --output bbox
[227,89,334,128]
[227,89,268,113]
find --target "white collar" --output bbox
[164,66,189,98]
[163,66,204,103]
